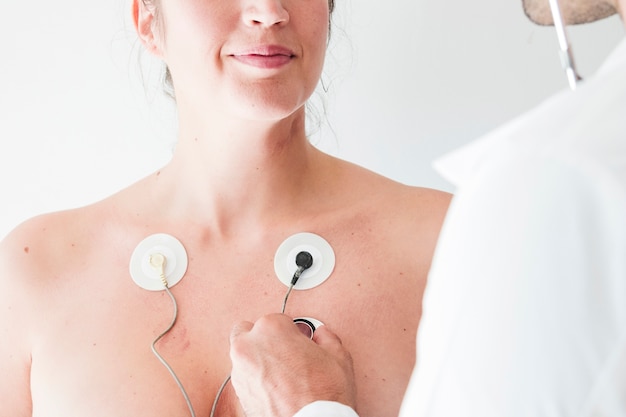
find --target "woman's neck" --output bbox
[146,106,332,237]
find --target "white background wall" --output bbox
[0,0,623,239]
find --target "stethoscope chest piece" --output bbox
[129,233,188,291]
[293,317,324,339]
[274,232,335,290]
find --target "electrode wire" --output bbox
[151,288,198,417]
[147,250,313,417]
[210,375,232,417]
[149,254,197,417]
[210,253,312,417]
[281,283,295,314]
[210,281,296,417]
[281,258,311,314]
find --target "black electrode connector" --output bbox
[291,251,314,286]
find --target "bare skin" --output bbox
[0,138,450,417]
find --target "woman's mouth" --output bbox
[231,45,295,69]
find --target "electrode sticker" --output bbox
[130,233,188,291]
[274,232,335,290]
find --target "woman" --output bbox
[0,0,450,416]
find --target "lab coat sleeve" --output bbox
[293,401,359,417]
[401,152,626,417]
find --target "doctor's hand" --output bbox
[229,313,357,417]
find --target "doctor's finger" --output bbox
[312,324,343,347]
[230,320,254,341]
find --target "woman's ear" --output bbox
[132,0,162,57]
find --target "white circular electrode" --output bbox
[129,233,188,291]
[274,232,335,290]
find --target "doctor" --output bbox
[228,0,626,415]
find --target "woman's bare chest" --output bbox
[30,225,424,417]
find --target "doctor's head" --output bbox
[521,0,622,25]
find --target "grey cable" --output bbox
[150,274,298,417]
[210,375,232,417]
[151,287,197,417]
[281,283,296,314]
[210,280,298,417]
[155,250,313,417]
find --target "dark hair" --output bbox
[143,0,336,97]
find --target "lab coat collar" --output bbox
[434,37,626,189]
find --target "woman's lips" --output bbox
[231,45,295,69]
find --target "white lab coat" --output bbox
[296,38,626,417]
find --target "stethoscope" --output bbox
[548,0,583,91]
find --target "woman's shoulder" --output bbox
[336,157,452,215]
[0,200,123,285]
[1,209,87,277]
[322,158,452,255]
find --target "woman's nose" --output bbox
[242,0,289,28]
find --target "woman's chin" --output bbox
[227,95,307,123]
